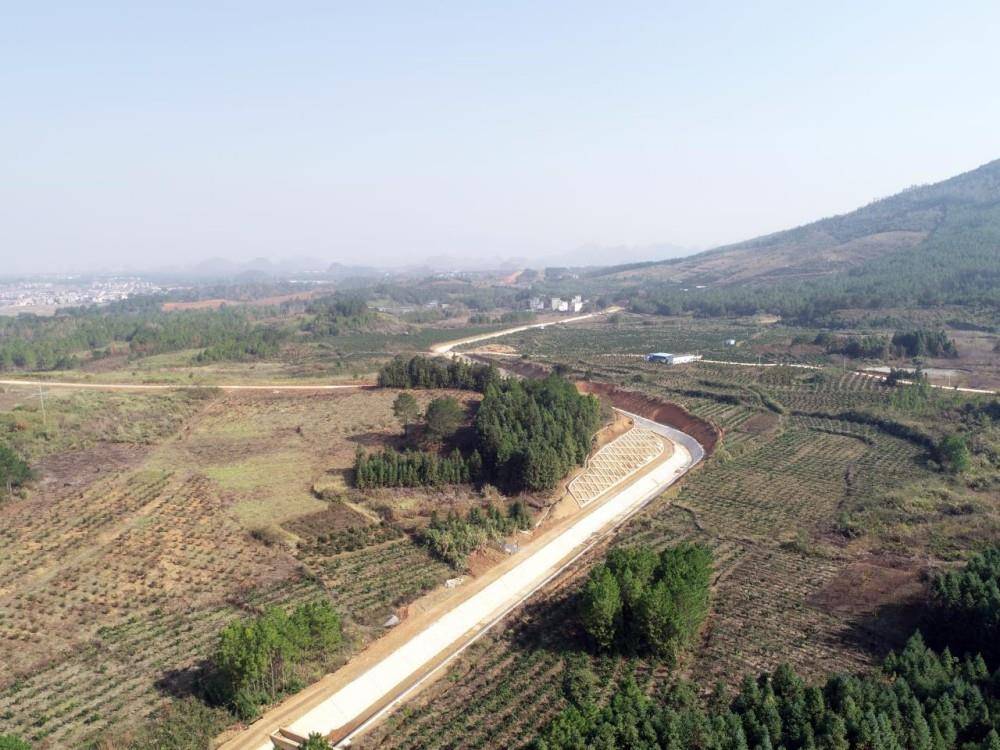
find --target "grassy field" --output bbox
[0,387,471,748]
[359,320,999,750]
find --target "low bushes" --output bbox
[422,502,532,568]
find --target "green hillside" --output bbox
[600,159,1000,323]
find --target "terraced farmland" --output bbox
[360,341,988,750]
[0,388,465,748]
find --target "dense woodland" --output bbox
[377,355,500,391]
[817,330,959,360]
[0,304,281,371]
[354,446,483,488]
[579,544,713,663]
[371,364,601,493]
[301,295,373,336]
[930,547,1000,666]
[0,292,379,372]
[536,635,1000,750]
[208,601,342,720]
[536,547,1000,750]
[475,375,602,492]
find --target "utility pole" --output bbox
[37,384,47,430]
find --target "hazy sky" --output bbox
[3,1,999,273]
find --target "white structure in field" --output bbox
[645,352,702,365]
[547,295,583,312]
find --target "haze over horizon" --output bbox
[3,1,999,274]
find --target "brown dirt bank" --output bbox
[575,381,721,455]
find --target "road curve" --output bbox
[248,413,700,750]
[430,310,610,355]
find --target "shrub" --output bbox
[301,734,333,750]
[937,433,971,474]
[422,503,533,568]
[0,443,31,496]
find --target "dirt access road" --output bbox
[225,413,701,750]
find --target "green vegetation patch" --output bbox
[579,543,712,663]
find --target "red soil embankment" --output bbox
[575,381,721,455]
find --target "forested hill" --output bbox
[597,158,1000,321]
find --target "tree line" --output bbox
[475,375,602,492]
[579,544,712,664]
[0,305,287,372]
[816,330,958,360]
[377,355,500,391]
[354,446,483,488]
[536,633,1000,750]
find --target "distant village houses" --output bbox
[531,294,584,313]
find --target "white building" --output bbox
[645,352,702,365]
[550,297,563,311]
